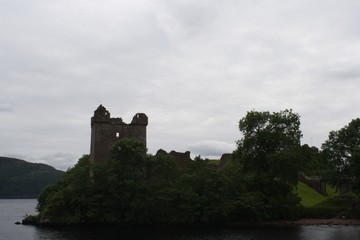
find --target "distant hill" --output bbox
[0,157,64,199]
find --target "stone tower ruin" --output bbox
[90,105,148,163]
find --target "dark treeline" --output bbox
[33,110,360,225]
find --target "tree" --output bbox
[237,109,302,178]
[181,156,233,222]
[298,144,329,177]
[96,138,151,223]
[37,155,92,224]
[234,109,302,220]
[322,118,360,193]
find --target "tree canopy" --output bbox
[233,109,303,219]
[322,118,360,193]
[236,109,302,182]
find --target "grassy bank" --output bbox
[295,181,359,218]
[295,181,337,207]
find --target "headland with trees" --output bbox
[24,109,360,225]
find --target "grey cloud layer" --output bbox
[1,0,360,170]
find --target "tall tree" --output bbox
[237,109,302,178]
[322,118,360,193]
[234,109,302,219]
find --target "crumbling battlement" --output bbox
[170,150,191,168]
[90,105,148,163]
[219,153,233,168]
[155,149,191,168]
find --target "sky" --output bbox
[1,0,360,170]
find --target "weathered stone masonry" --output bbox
[90,105,148,163]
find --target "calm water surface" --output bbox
[1,199,360,240]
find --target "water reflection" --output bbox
[33,225,304,240]
[299,225,360,240]
[2,200,360,240]
[11,220,360,240]
[33,224,360,240]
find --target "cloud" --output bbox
[189,140,236,158]
[326,67,360,81]
[3,152,78,171]
[1,0,360,169]
[0,102,13,112]
[37,152,80,171]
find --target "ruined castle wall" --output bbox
[299,172,328,196]
[219,153,233,168]
[90,105,148,163]
[169,150,191,168]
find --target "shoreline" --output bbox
[260,218,360,226]
[22,214,360,227]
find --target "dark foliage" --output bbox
[28,111,360,225]
[322,118,360,193]
[36,110,305,225]
[233,110,303,220]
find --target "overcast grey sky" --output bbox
[1,0,360,170]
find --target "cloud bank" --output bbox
[1,0,360,170]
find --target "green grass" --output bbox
[295,181,340,207]
[295,181,329,207]
[295,181,354,207]
[207,159,220,165]
[295,181,358,218]
[326,184,338,197]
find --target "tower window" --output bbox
[116,132,120,138]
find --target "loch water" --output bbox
[1,199,360,240]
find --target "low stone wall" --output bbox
[299,172,327,196]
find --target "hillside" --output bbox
[0,157,64,199]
